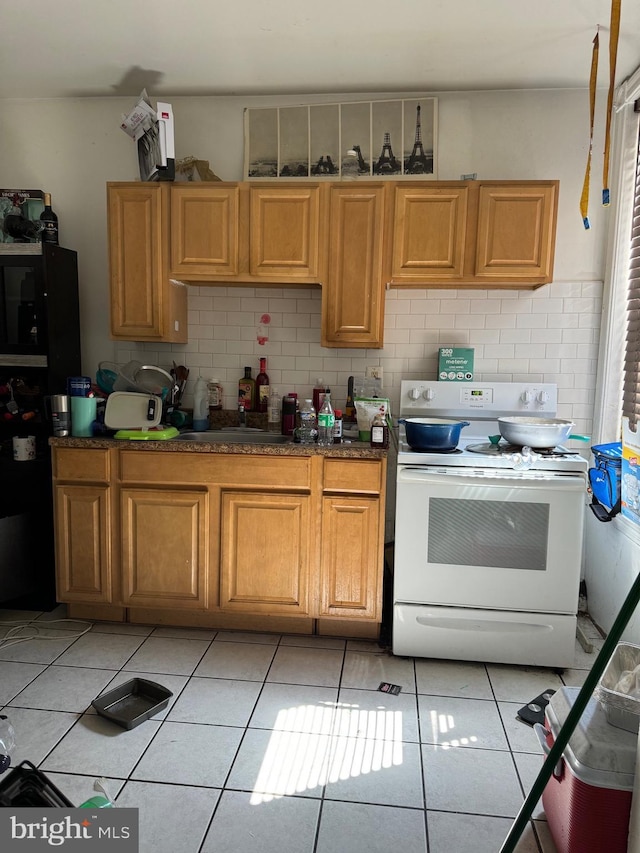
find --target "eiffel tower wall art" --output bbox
[244,97,437,180]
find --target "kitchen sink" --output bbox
[174,430,291,445]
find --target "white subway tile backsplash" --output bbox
[114,280,603,430]
[515,314,548,329]
[500,329,531,344]
[531,298,564,313]
[485,314,516,329]
[454,314,487,329]
[548,313,579,328]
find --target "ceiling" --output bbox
[3,1,640,100]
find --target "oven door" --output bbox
[394,465,586,613]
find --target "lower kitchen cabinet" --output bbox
[51,445,386,636]
[320,495,381,620]
[52,447,116,604]
[120,487,209,610]
[219,491,312,615]
[54,484,113,604]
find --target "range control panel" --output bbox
[399,380,558,419]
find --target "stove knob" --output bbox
[521,390,532,405]
[408,388,422,400]
[537,390,549,405]
[423,388,435,401]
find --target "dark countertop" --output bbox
[49,434,388,459]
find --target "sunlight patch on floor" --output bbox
[250,702,404,804]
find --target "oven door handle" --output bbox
[397,467,587,487]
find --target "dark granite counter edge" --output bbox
[49,436,387,458]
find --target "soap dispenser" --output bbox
[192,377,209,431]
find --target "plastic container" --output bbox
[595,641,640,732]
[538,686,635,853]
[268,387,281,433]
[192,376,209,431]
[91,678,173,730]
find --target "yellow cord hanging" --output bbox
[580,30,599,229]
[603,0,622,205]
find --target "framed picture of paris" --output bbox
[243,97,437,180]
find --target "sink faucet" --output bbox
[238,403,246,427]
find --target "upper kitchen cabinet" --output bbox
[388,180,559,289]
[391,183,469,282]
[170,182,324,284]
[107,183,188,342]
[474,181,558,284]
[322,183,388,348]
[170,184,240,279]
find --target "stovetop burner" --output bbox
[466,442,576,458]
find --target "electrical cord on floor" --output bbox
[0,618,93,651]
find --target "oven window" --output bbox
[428,498,549,571]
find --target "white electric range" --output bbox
[393,380,588,668]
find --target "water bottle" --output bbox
[297,399,317,444]
[317,389,335,447]
[0,714,16,773]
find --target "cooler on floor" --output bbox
[535,686,636,853]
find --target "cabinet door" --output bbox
[220,492,311,615]
[322,184,387,348]
[320,496,381,620]
[108,183,186,342]
[54,485,112,603]
[475,182,558,282]
[391,184,468,281]
[121,488,208,609]
[249,184,323,280]
[170,184,240,278]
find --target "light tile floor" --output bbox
[0,608,604,853]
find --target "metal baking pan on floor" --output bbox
[91,678,173,730]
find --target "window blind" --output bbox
[624,117,640,431]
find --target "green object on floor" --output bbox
[79,795,112,808]
[499,568,640,853]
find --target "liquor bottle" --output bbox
[333,409,343,444]
[40,193,59,244]
[238,366,255,411]
[317,389,335,447]
[370,407,389,449]
[255,357,270,413]
[344,376,356,423]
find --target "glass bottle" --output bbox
[238,366,255,411]
[312,378,325,415]
[207,378,223,411]
[317,389,335,447]
[370,407,389,449]
[40,193,59,245]
[333,409,343,444]
[255,357,270,413]
[297,399,317,444]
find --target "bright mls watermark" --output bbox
[0,809,138,850]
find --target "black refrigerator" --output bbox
[0,244,81,609]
